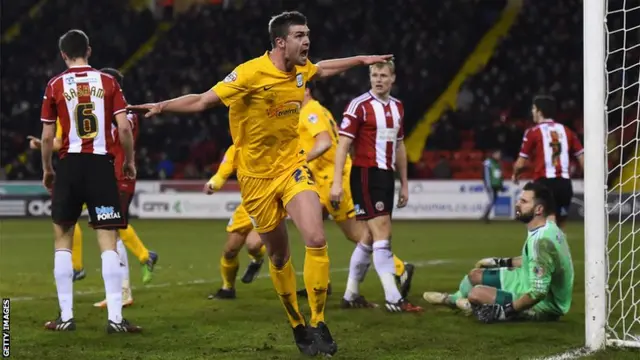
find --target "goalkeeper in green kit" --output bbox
[423,181,574,323]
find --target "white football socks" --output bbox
[373,240,402,303]
[116,239,130,291]
[54,249,74,322]
[343,243,372,301]
[102,250,123,323]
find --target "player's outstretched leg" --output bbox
[94,238,133,308]
[119,225,158,284]
[208,231,247,300]
[241,231,265,284]
[424,274,473,314]
[45,223,77,331]
[96,229,142,333]
[71,224,86,282]
[286,190,337,356]
[261,222,317,356]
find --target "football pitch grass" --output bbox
[1,219,638,360]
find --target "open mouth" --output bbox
[300,49,309,57]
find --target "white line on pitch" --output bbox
[9,259,452,302]
[531,347,595,360]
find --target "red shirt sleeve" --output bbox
[112,79,127,116]
[40,80,57,123]
[519,127,536,159]
[338,100,364,139]
[568,127,584,157]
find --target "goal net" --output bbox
[604,0,640,348]
[585,0,640,350]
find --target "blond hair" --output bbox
[369,60,395,74]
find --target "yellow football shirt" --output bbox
[298,100,352,178]
[209,145,237,190]
[211,52,318,178]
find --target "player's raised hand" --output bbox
[42,170,55,192]
[123,161,137,180]
[397,184,409,208]
[27,135,42,150]
[127,103,163,118]
[361,54,394,65]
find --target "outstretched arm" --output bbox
[129,91,221,117]
[315,55,393,79]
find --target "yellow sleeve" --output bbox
[305,61,318,81]
[55,118,62,139]
[208,146,236,190]
[211,64,253,107]
[303,106,331,138]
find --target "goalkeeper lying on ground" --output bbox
[423,182,574,323]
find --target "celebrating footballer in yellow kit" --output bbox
[203,145,266,299]
[295,85,414,308]
[128,11,392,356]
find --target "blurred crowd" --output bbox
[2,0,636,181]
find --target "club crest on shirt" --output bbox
[341,118,351,129]
[296,73,303,87]
[224,71,238,83]
[308,114,318,124]
[534,266,545,277]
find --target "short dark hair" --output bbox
[533,94,557,119]
[100,67,124,87]
[523,181,556,217]
[268,11,307,48]
[58,29,90,60]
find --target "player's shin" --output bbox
[54,249,74,321]
[344,242,372,301]
[304,245,330,326]
[116,239,132,302]
[71,224,83,271]
[372,240,403,303]
[119,225,149,263]
[101,249,124,323]
[220,254,239,289]
[450,275,473,302]
[269,257,305,328]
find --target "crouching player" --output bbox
[204,145,266,299]
[423,182,574,323]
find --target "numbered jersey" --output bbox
[40,65,127,158]
[518,120,584,180]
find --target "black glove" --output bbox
[493,257,513,268]
[475,302,518,324]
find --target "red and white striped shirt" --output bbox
[339,92,405,170]
[519,120,584,179]
[40,65,127,158]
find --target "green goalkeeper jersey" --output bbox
[519,221,574,316]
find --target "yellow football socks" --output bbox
[304,246,330,327]
[269,258,305,328]
[118,225,149,263]
[220,255,239,290]
[71,224,83,271]
[248,244,266,262]
[393,255,405,277]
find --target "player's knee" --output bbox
[468,268,484,285]
[304,230,326,248]
[268,252,290,268]
[222,249,239,259]
[467,286,482,304]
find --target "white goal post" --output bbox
[584,0,640,351]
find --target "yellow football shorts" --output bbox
[315,167,355,222]
[237,163,318,233]
[225,204,254,234]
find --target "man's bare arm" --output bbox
[160,91,221,113]
[315,55,393,79]
[40,123,56,172]
[307,132,332,163]
[396,140,408,186]
[513,156,527,178]
[576,153,584,170]
[512,293,539,312]
[332,136,353,185]
[114,113,134,163]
